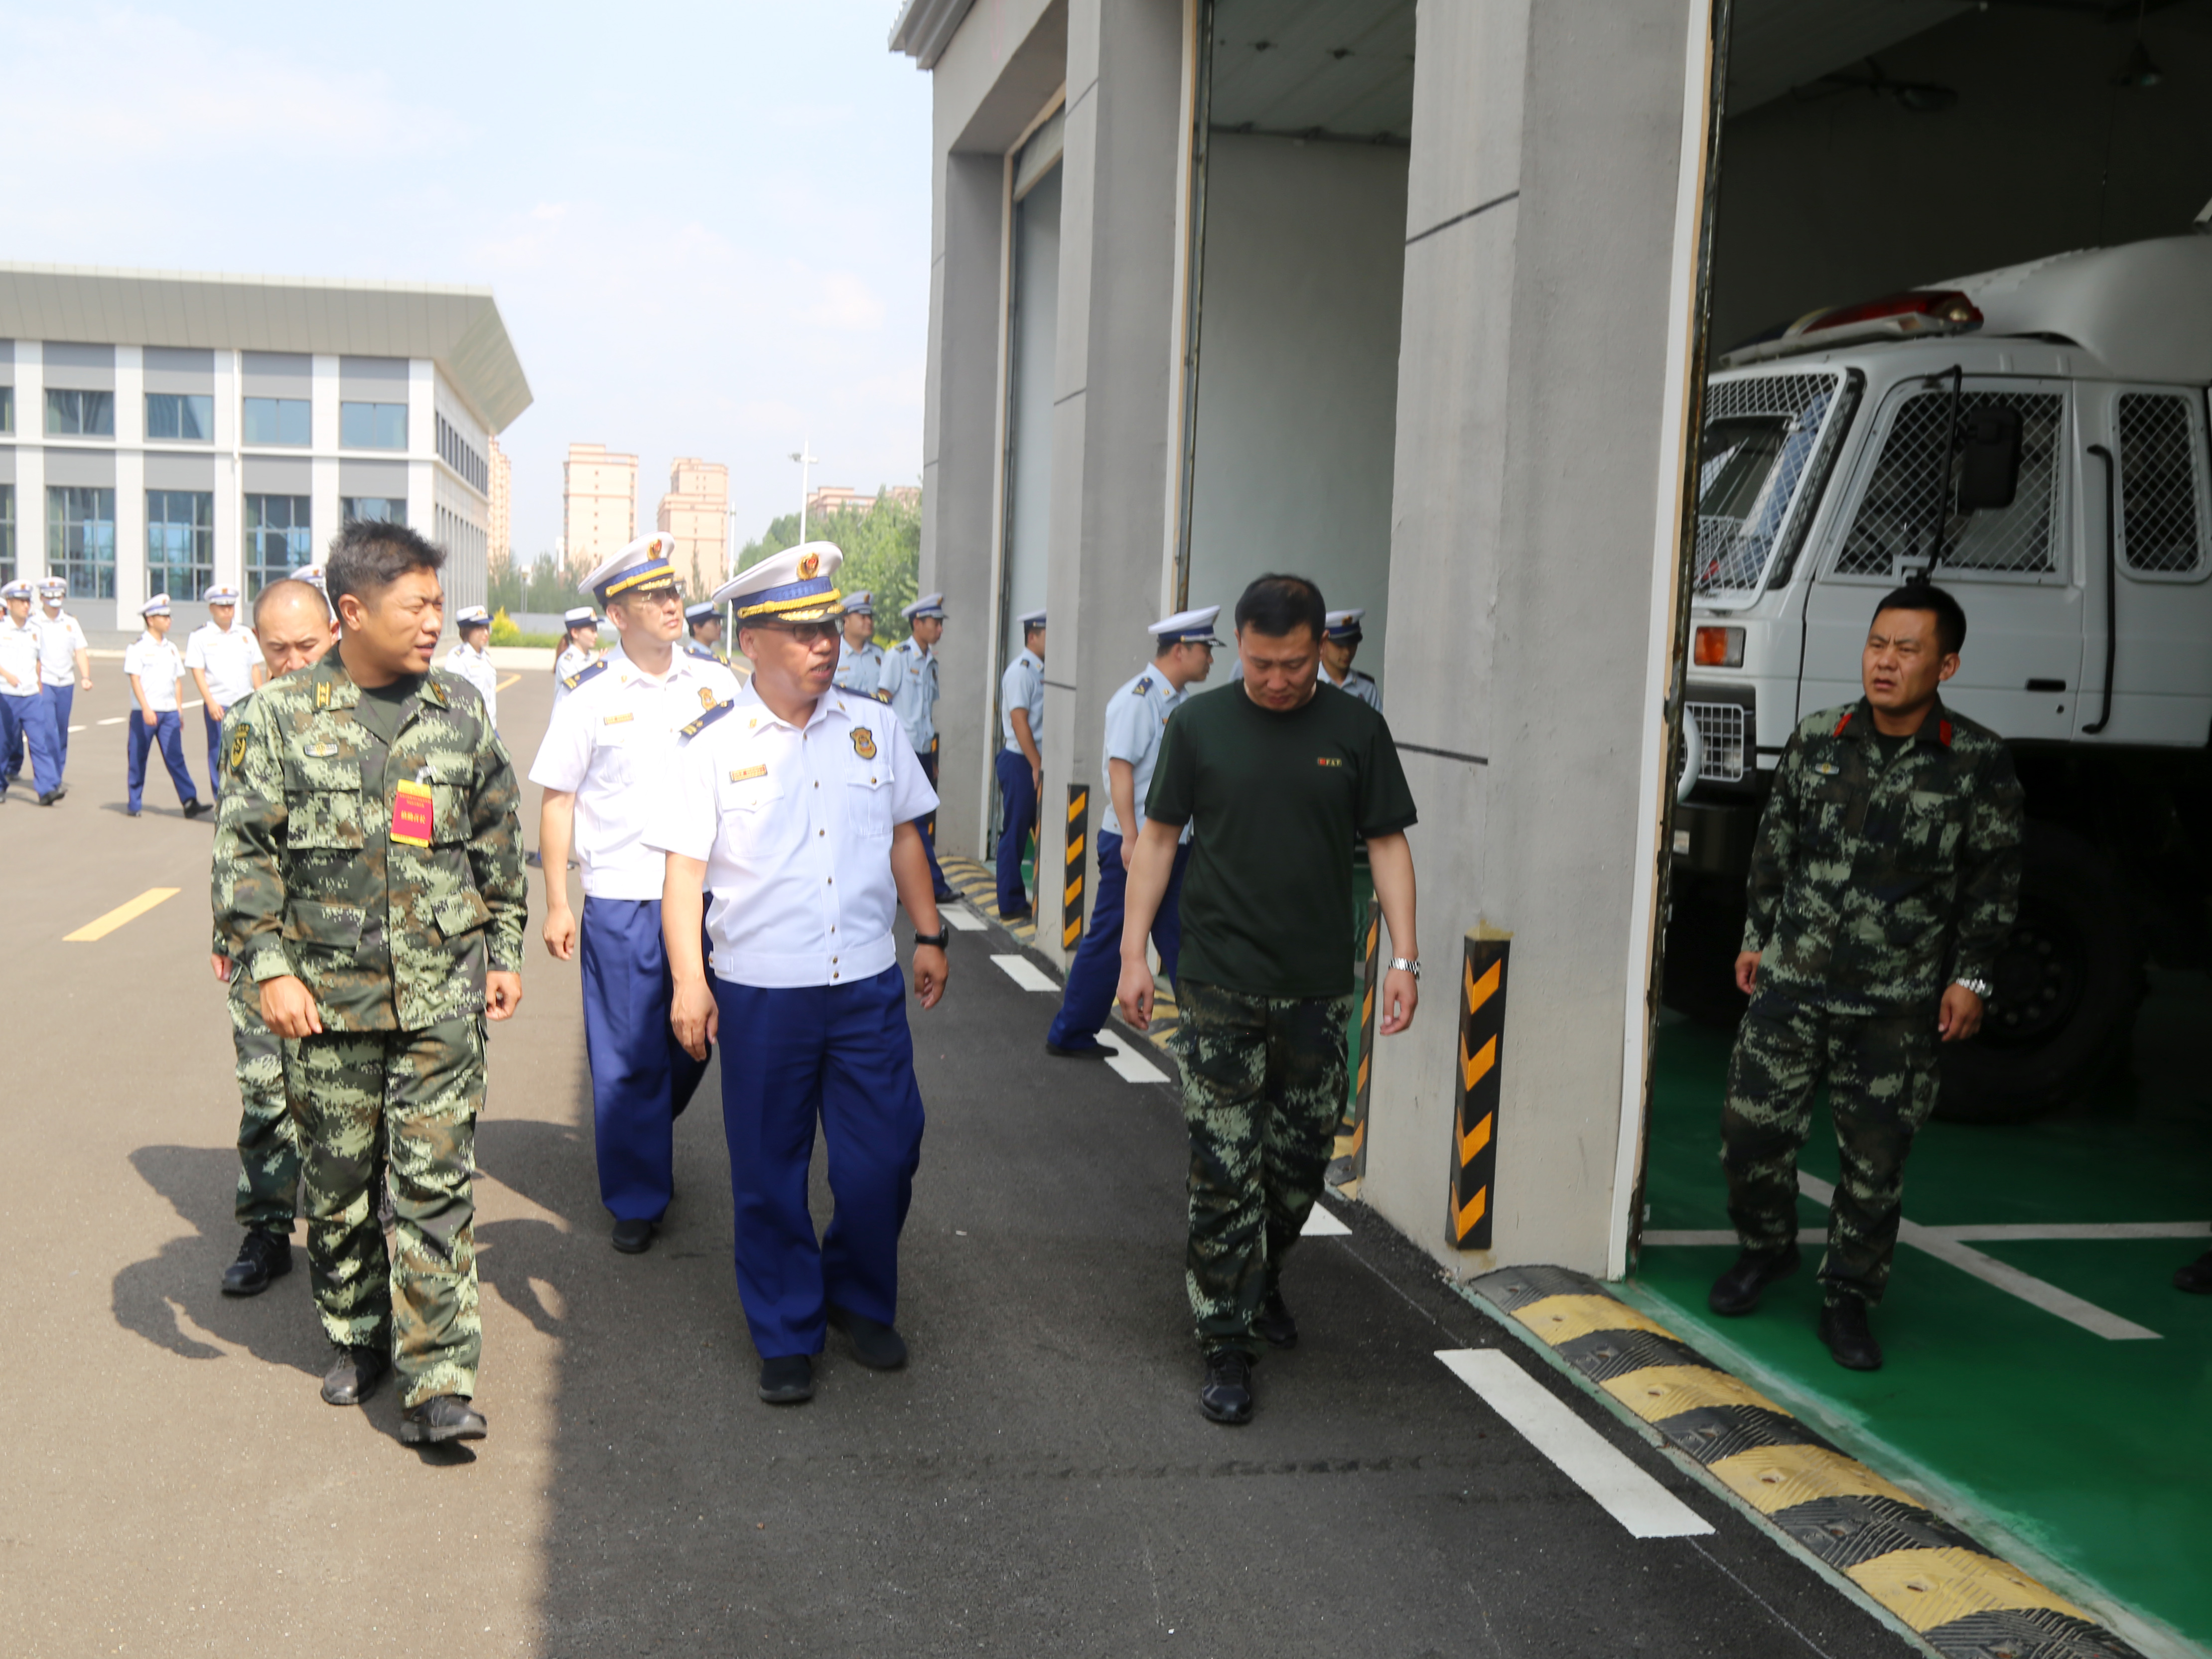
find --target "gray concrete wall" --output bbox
[1361,0,1703,1277]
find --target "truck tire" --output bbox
[1936,823,2144,1125]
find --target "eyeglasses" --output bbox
[750,619,842,644]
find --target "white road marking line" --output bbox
[1301,1202,1351,1238]
[1797,1174,2160,1341]
[1648,1219,2211,1248]
[1435,1350,1713,1539]
[990,953,1057,992]
[98,716,127,725]
[941,906,987,932]
[1093,1027,1167,1084]
[69,724,86,733]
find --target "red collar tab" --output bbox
[1833,710,1854,735]
[1937,719,1953,747]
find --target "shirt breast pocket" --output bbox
[1799,774,1857,853]
[1899,788,1966,873]
[282,755,366,850]
[414,756,475,845]
[717,772,795,858]
[846,757,893,839]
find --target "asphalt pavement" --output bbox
[0,660,1918,1657]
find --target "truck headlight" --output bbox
[1693,625,1744,668]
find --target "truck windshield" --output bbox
[1694,371,1854,598]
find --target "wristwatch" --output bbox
[1952,975,1992,1000]
[913,929,951,951]
[1388,957,1422,980]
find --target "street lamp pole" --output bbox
[790,437,822,544]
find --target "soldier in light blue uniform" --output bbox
[684,601,727,664]
[995,609,1046,919]
[833,590,885,697]
[1319,608,1382,709]
[553,607,600,705]
[882,592,954,900]
[1046,607,1220,1058]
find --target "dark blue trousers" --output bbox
[126,709,198,812]
[580,897,710,1225]
[916,745,952,897]
[0,693,61,796]
[45,684,75,774]
[994,747,1038,916]
[202,708,224,794]
[713,967,925,1359]
[1048,832,1190,1049]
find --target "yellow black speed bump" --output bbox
[1472,1265,2144,1659]
[1063,785,1089,951]
[1451,938,1509,1249]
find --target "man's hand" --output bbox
[1379,966,1420,1035]
[1119,838,1134,871]
[486,970,524,1021]
[1030,760,1042,798]
[261,974,323,1037]
[671,974,718,1060]
[1734,951,1761,996]
[1116,957,1156,1030]
[209,953,233,984]
[1938,982,1984,1042]
[0,668,17,689]
[79,674,93,691]
[912,944,948,1010]
[208,701,227,725]
[542,902,578,962]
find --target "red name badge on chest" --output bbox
[391,779,436,847]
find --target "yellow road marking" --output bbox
[1515,1293,1679,1347]
[496,673,521,690]
[65,887,181,942]
[1600,1363,1782,1421]
[1707,1442,1916,1515]
[1848,1546,2089,1631]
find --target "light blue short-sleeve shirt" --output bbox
[883,636,939,752]
[834,639,885,697]
[1098,665,1187,841]
[1000,648,1044,752]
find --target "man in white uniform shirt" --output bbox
[994,609,1047,919]
[0,580,65,804]
[880,592,954,900]
[444,605,501,729]
[124,593,206,817]
[532,534,741,1253]
[185,585,266,793]
[34,577,92,778]
[653,542,948,1407]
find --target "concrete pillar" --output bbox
[1360,0,1713,1277]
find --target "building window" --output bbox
[146,392,215,442]
[48,486,118,599]
[0,385,13,434]
[245,495,313,593]
[243,397,311,446]
[147,490,216,600]
[0,485,14,583]
[340,402,408,450]
[45,389,115,437]
[436,412,489,493]
[341,496,407,525]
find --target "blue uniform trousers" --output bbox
[1048,832,1190,1049]
[202,708,224,795]
[712,967,925,1359]
[0,692,62,796]
[994,746,1038,916]
[45,684,75,774]
[915,744,952,897]
[126,709,199,812]
[580,896,710,1225]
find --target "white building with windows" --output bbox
[0,265,532,630]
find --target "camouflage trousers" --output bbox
[288,1018,484,1407]
[229,970,300,1232]
[1721,996,1939,1307]
[1173,978,1354,1357]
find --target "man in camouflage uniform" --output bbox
[1711,583,2022,1371]
[215,577,340,1297]
[214,520,526,1445]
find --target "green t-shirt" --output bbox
[1146,681,1417,998]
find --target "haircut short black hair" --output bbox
[326,518,445,609]
[1873,582,1966,656]
[252,577,328,630]
[1234,573,1327,642]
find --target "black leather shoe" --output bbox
[37,788,64,806]
[610,1217,656,1254]
[1200,1349,1254,1424]
[182,798,209,819]
[1818,1298,1884,1371]
[321,1345,390,1406]
[1045,1037,1111,1060]
[2173,1249,2212,1294]
[999,907,1032,922]
[400,1395,488,1444]
[1253,1287,1298,1350]
[828,1306,908,1370]
[1707,1244,1800,1316]
[758,1355,815,1404]
[221,1228,292,1296]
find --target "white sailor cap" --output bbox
[581,531,682,604]
[141,593,173,617]
[1324,608,1366,642]
[903,591,947,621]
[0,579,31,601]
[206,585,242,606]
[455,605,492,627]
[298,564,328,592]
[1016,607,1047,631]
[1151,605,1223,646]
[713,541,844,623]
[563,606,599,628]
[685,601,719,626]
[36,576,66,596]
[842,590,874,616]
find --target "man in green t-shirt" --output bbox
[1117,574,1421,1426]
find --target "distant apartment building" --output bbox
[0,265,530,626]
[562,442,638,573]
[656,457,729,595]
[805,482,921,521]
[487,433,512,567]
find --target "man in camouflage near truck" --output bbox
[214,577,340,1298]
[214,520,527,1445]
[1710,583,2023,1372]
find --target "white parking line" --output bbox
[1648,1219,2212,1247]
[941,906,987,932]
[1436,1349,1713,1539]
[990,953,1057,992]
[69,724,86,733]
[1301,1201,1351,1238]
[1093,1027,1167,1084]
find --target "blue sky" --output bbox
[1,1,933,561]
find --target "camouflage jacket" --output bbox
[1743,696,2023,1016]
[211,654,527,1032]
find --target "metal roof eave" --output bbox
[888,0,976,68]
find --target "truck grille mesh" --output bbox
[1837,390,2063,578]
[1696,372,1849,593]
[2117,393,2206,576]
[1685,701,1747,783]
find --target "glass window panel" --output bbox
[0,484,14,582]
[45,389,115,436]
[0,385,13,434]
[146,490,216,600]
[341,497,406,525]
[146,392,212,440]
[245,494,314,594]
[377,403,408,449]
[340,403,373,447]
[244,397,311,446]
[49,486,118,599]
[280,399,311,446]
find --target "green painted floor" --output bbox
[1629,972,2212,1651]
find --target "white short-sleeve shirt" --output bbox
[184,620,263,706]
[124,634,187,712]
[1098,665,1188,840]
[646,686,938,989]
[36,609,88,686]
[530,652,742,901]
[443,641,501,728]
[0,615,41,700]
[1000,648,1044,753]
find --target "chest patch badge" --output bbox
[603,712,634,725]
[304,739,342,759]
[1814,762,1841,776]
[229,730,249,770]
[851,727,878,760]
[729,764,767,783]
[1316,757,1344,768]
[390,779,436,847]
[315,681,331,710]
[700,688,717,709]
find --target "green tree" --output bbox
[734,488,922,642]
